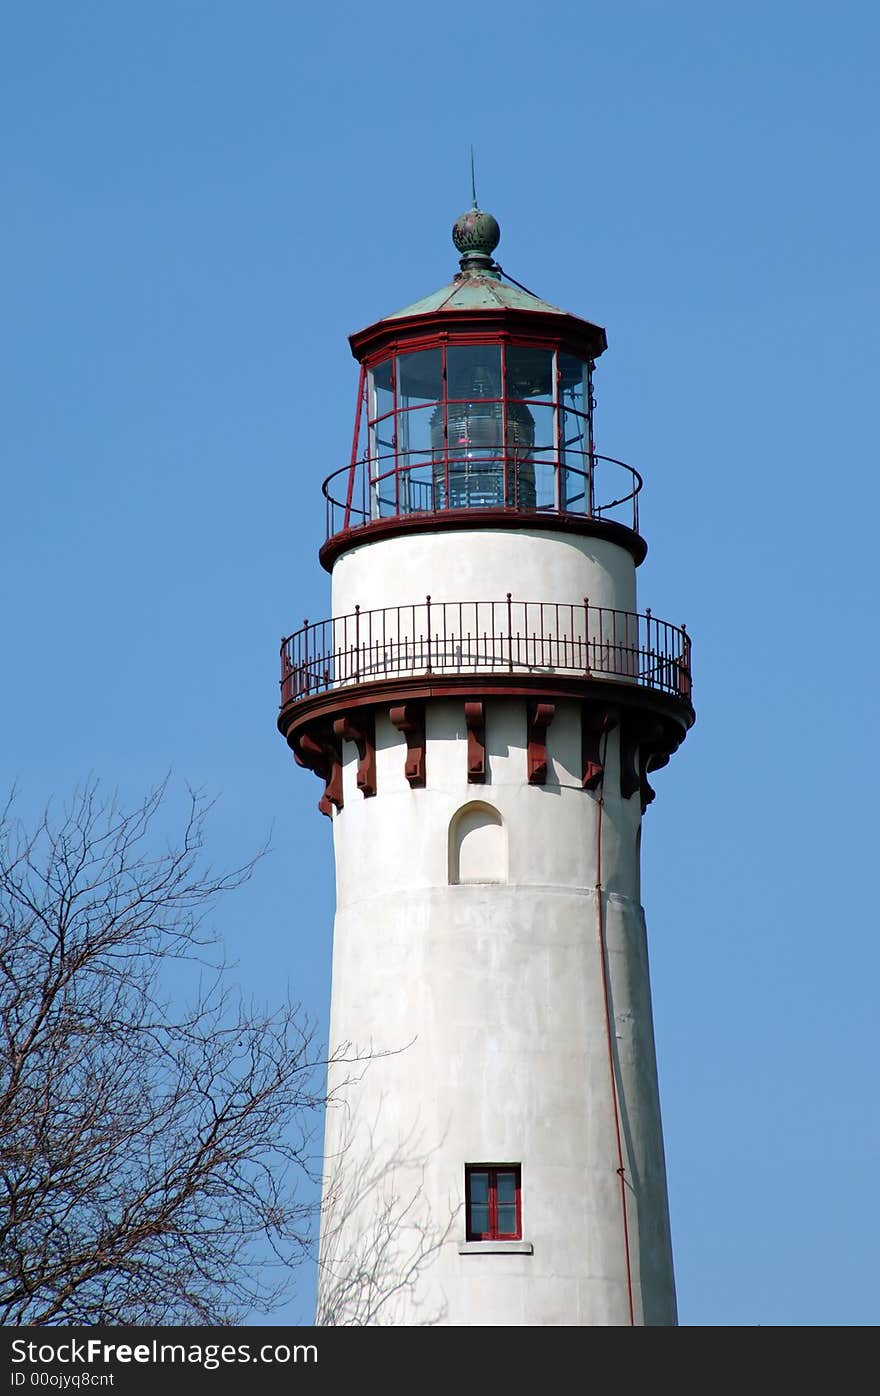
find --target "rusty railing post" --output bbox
[584,597,591,674]
[280,637,290,705]
[354,604,360,683]
[507,592,513,672]
[426,594,432,674]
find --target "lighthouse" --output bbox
[278,206,694,1327]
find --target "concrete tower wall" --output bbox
[317,685,678,1326]
[331,527,638,619]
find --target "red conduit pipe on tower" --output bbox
[595,739,636,1327]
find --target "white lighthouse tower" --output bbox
[278,206,694,1327]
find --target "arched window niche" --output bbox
[448,802,507,885]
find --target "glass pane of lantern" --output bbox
[442,346,503,509]
[506,345,553,401]
[558,353,587,414]
[369,359,396,517]
[521,403,555,510]
[561,410,588,512]
[397,349,442,513]
[446,345,501,402]
[505,350,552,511]
[398,348,442,403]
[370,358,395,437]
[505,397,535,509]
[558,354,589,513]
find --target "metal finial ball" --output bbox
[452,208,501,257]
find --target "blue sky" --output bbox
[2,1,878,1326]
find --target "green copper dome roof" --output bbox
[384,271,568,320]
[349,205,607,364]
[383,205,568,320]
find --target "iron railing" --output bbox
[280,598,691,706]
[322,452,642,540]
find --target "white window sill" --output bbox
[458,1240,534,1255]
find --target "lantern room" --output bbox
[320,208,646,570]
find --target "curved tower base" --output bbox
[306,700,678,1327]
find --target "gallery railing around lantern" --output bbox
[321,451,642,541]
[280,599,692,707]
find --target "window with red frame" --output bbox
[465,1165,522,1241]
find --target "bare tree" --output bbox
[316,1098,455,1327]
[0,780,336,1325]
